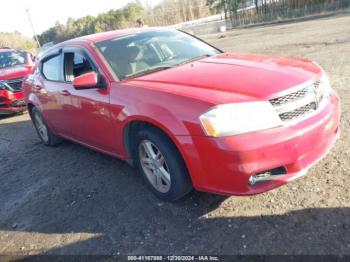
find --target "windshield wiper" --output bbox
[125,66,174,80]
[177,54,212,66]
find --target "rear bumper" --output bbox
[177,92,340,196]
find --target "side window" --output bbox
[42,55,62,81]
[64,52,94,82]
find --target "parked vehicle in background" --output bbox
[0,48,34,115]
[24,28,340,201]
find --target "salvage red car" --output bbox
[23,28,340,201]
[0,48,34,115]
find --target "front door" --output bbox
[60,48,114,151]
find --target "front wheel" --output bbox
[134,127,192,202]
[31,107,62,146]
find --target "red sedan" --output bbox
[23,28,340,201]
[0,48,34,115]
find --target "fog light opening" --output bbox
[248,167,287,186]
[248,175,257,185]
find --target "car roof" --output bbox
[41,27,175,58]
[66,27,171,44]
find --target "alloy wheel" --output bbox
[138,140,171,193]
[33,112,49,143]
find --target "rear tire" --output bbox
[134,127,192,202]
[31,107,62,146]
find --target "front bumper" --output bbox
[0,104,27,115]
[178,92,340,196]
[0,91,26,115]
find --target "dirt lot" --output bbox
[0,15,349,256]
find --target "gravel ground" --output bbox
[0,15,349,256]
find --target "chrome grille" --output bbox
[5,77,24,92]
[270,80,327,123]
[270,88,309,106]
[279,103,317,121]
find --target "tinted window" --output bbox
[0,51,26,69]
[74,54,94,77]
[64,52,94,82]
[42,55,61,81]
[95,29,220,80]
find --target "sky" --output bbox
[1,0,159,37]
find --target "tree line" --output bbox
[207,0,345,26]
[38,0,211,45]
[0,32,36,52]
[38,0,345,46]
[1,0,346,51]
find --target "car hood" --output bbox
[0,65,32,81]
[128,53,322,104]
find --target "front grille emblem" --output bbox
[312,85,320,109]
[306,85,318,109]
[270,80,326,123]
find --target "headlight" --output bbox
[199,102,283,137]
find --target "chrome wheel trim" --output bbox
[139,140,171,193]
[33,112,49,143]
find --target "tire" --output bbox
[134,127,192,202]
[31,107,62,146]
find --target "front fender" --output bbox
[27,92,42,111]
[109,83,211,159]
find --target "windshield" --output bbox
[0,51,26,69]
[95,29,221,80]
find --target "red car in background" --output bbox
[23,28,340,201]
[0,48,34,115]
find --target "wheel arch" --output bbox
[26,93,42,116]
[27,102,35,117]
[122,117,188,168]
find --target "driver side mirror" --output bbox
[73,72,98,89]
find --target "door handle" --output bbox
[59,90,71,96]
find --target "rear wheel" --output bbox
[31,107,62,146]
[134,127,192,202]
